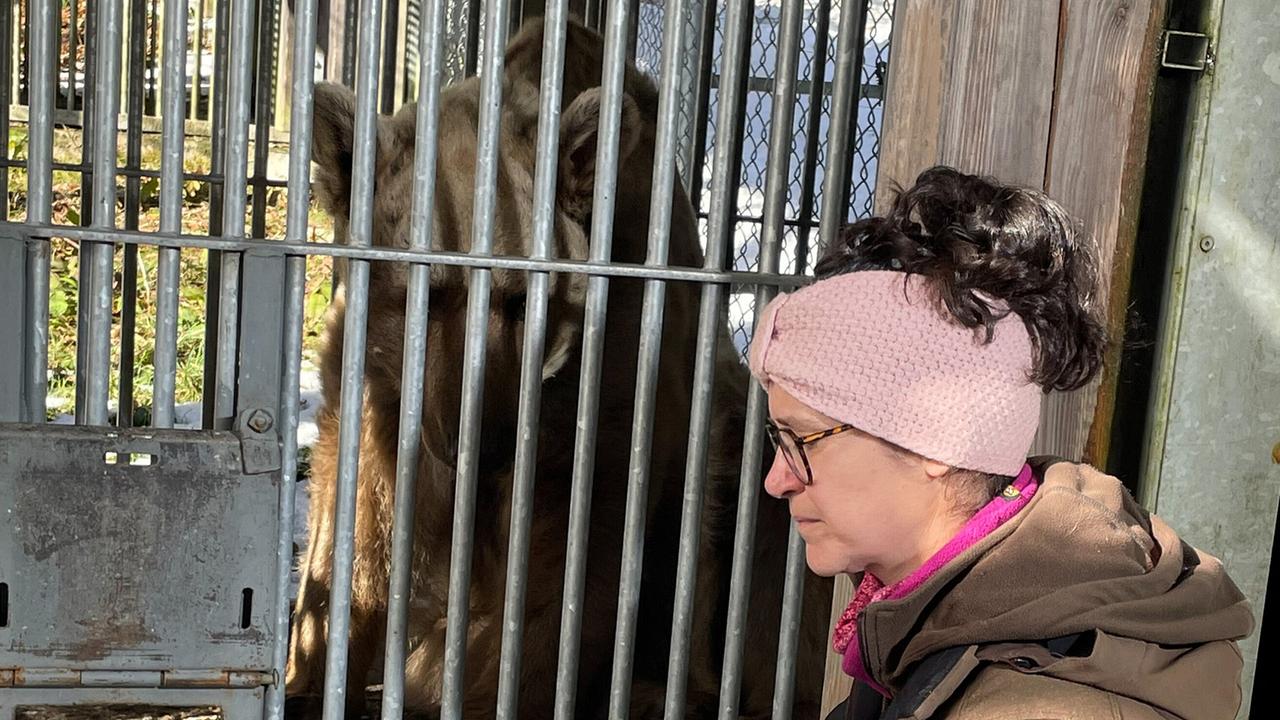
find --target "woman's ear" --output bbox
[923,458,952,480]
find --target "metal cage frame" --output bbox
[0,0,893,718]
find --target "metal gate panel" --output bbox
[0,424,280,672]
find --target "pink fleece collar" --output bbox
[833,463,1039,696]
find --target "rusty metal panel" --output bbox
[0,686,265,720]
[0,424,280,672]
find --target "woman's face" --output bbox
[764,385,955,582]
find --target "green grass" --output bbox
[5,123,337,421]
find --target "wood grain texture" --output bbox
[1035,0,1164,462]
[874,0,955,211]
[938,0,1059,188]
[875,0,1059,210]
[819,574,855,716]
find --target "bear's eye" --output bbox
[504,293,527,322]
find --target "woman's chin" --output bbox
[803,543,848,578]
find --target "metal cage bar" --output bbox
[80,0,122,426]
[119,0,150,427]
[22,0,55,423]
[771,526,808,719]
[494,0,570,717]
[153,0,191,428]
[759,4,809,716]
[379,0,446,716]
[689,1,756,717]
[793,0,831,275]
[605,0,689,713]
[210,0,258,430]
[8,222,811,288]
[263,0,318,714]
[440,0,513,715]
[552,3,635,718]
[816,0,864,256]
[320,0,386,712]
[201,0,231,428]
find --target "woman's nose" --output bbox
[764,453,805,499]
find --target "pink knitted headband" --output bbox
[749,271,1041,476]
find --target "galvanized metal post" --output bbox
[604,0,691,713]
[379,0,446,716]
[441,0,513,715]
[22,0,55,424]
[494,0,569,716]
[263,0,319,713]
[320,0,386,711]
[80,0,123,426]
[153,0,190,429]
[552,3,634,717]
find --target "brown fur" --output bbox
[286,17,832,719]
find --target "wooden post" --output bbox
[1040,0,1168,467]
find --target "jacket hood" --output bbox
[859,458,1255,718]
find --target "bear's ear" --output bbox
[556,88,642,223]
[310,82,359,222]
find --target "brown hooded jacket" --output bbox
[830,458,1254,720]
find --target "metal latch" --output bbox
[1161,30,1214,72]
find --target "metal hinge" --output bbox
[1,668,274,688]
[1161,30,1214,73]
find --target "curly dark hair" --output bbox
[815,165,1108,393]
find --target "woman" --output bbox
[749,167,1254,720]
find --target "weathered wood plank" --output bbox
[876,0,1059,205]
[1034,0,1166,463]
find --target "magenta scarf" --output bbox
[832,463,1039,697]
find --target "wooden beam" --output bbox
[1035,0,1167,463]
[875,0,1059,207]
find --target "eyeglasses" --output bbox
[764,419,856,485]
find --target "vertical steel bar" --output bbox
[552,4,632,719]
[837,0,870,221]
[201,0,230,427]
[342,0,358,85]
[815,0,862,255]
[493,1,568,717]
[22,0,55,423]
[793,0,830,274]
[684,0,715,214]
[440,0,511,715]
[770,526,807,720]
[673,0,703,190]
[605,0,687,714]
[210,0,257,430]
[463,0,481,77]
[147,0,160,114]
[262,0,317,713]
[624,0,639,62]
[81,0,124,426]
[378,0,399,112]
[119,0,148,428]
[658,0,750,715]
[0,0,11,220]
[320,0,385,710]
[191,0,205,118]
[378,0,445,717]
[153,0,189,429]
[66,0,78,109]
[72,0,97,417]
[757,4,806,715]
[251,0,278,240]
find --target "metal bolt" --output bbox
[247,409,273,433]
[1198,236,1215,253]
